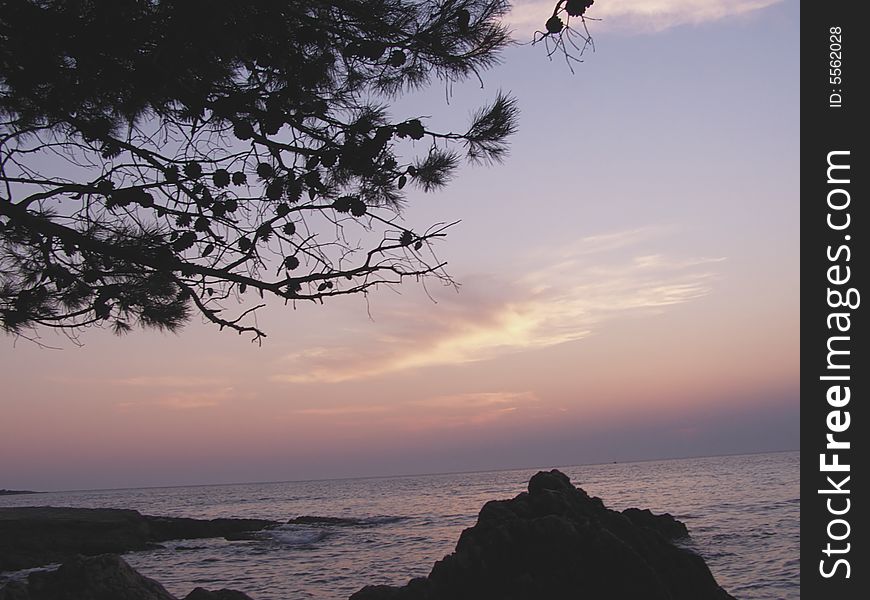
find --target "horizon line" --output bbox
[7,447,799,495]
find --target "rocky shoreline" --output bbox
[1,470,736,599]
[0,554,254,600]
[0,507,278,572]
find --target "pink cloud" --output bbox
[506,0,784,35]
[272,228,722,383]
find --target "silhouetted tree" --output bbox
[0,0,593,343]
[535,0,596,70]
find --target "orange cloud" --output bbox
[294,405,390,416]
[155,387,234,410]
[52,375,231,388]
[92,373,253,412]
[112,375,231,388]
[289,391,539,431]
[412,391,533,409]
[272,228,723,383]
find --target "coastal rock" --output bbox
[145,517,277,543]
[4,554,175,600]
[287,515,361,526]
[287,515,363,527]
[0,556,256,600]
[351,469,735,600]
[0,507,152,572]
[183,587,255,600]
[286,515,404,527]
[0,507,277,571]
[0,581,29,600]
[0,490,41,497]
[621,507,689,539]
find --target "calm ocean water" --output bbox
[1,451,799,600]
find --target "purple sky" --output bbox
[0,0,799,491]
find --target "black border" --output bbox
[801,3,866,597]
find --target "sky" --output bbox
[0,0,800,491]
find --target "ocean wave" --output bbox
[270,527,332,546]
[0,564,60,584]
[160,539,215,551]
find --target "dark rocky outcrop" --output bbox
[0,555,255,600]
[351,470,735,600]
[621,507,689,540]
[0,507,277,571]
[287,515,361,526]
[0,554,175,600]
[183,587,255,600]
[144,516,277,543]
[286,515,405,528]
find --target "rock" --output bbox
[0,507,153,571]
[0,581,30,600]
[222,531,264,542]
[183,587,255,600]
[0,556,256,600]
[287,516,361,526]
[621,507,689,539]
[351,469,736,600]
[145,517,277,543]
[0,507,278,571]
[285,515,405,528]
[9,554,175,600]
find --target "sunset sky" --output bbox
[0,0,799,491]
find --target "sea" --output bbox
[0,451,799,600]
